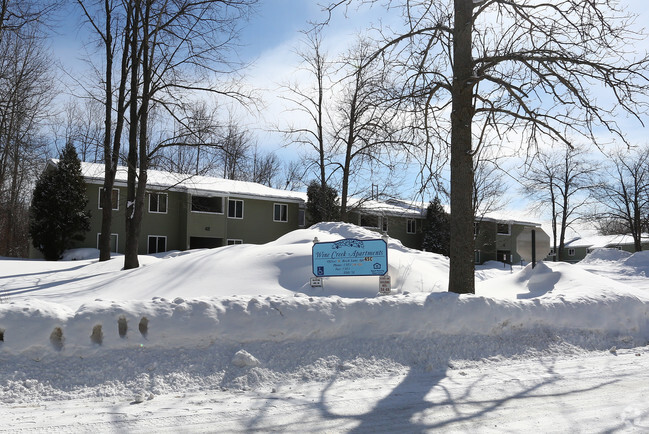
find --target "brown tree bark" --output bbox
[448,0,475,294]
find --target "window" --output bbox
[147,235,167,254]
[98,188,119,210]
[549,248,556,257]
[497,223,510,235]
[360,214,379,228]
[407,219,416,234]
[568,248,576,257]
[191,195,223,213]
[474,222,480,237]
[381,217,388,233]
[149,192,167,213]
[227,239,243,245]
[96,233,118,253]
[228,199,243,219]
[298,209,305,227]
[274,203,288,222]
[474,250,481,264]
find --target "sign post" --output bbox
[379,274,391,295]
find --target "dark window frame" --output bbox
[98,187,119,210]
[274,203,288,222]
[147,235,167,254]
[149,192,168,214]
[191,195,223,214]
[228,199,244,219]
[406,219,416,234]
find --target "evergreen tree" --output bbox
[306,180,340,225]
[421,197,450,256]
[29,143,91,260]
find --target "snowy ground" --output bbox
[1,223,648,432]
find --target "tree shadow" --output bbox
[253,355,623,432]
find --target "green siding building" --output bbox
[35,160,550,265]
[70,162,305,255]
[345,199,550,264]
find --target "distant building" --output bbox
[37,161,306,256]
[32,160,550,265]
[549,233,649,263]
[346,198,550,265]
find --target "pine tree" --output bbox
[306,180,340,225]
[421,197,450,256]
[29,143,91,260]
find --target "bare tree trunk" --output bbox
[124,0,140,270]
[98,0,114,262]
[448,0,475,294]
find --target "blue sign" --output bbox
[312,238,388,277]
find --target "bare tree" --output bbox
[249,145,282,187]
[328,0,649,293]
[331,37,411,221]
[281,159,307,191]
[76,0,131,262]
[278,27,332,190]
[593,146,649,252]
[54,99,105,163]
[218,120,253,180]
[154,101,222,176]
[520,146,597,261]
[473,158,507,220]
[78,0,257,269]
[0,29,55,257]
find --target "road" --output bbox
[4,348,649,433]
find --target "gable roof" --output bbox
[564,232,649,249]
[62,160,305,204]
[348,198,428,219]
[350,197,544,226]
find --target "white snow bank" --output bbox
[2,286,648,357]
[581,247,632,263]
[1,223,448,306]
[1,223,648,362]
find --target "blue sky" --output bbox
[49,1,649,211]
[237,1,317,59]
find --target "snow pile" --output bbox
[1,222,448,306]
[1,221,649,405]
[623,251,649,277]
[4,287,646,357]
[581,247,632,264]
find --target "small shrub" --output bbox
[91,324,103,345]
[118,315,127,338]
[50,327,64,351]
[138,317,149,338]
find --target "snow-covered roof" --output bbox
[69,160,305,204]
[564,233,648,249]
[472,206,545,227]
[349,197,544,225]
[348,198,428,219]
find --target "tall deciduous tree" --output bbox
[29,143,90,260]
[78,0,257,269]
[76,0,130,262]
[328,0,649,293]
[521,146,597,261]
[332,37,411,221]
[279,28,332,193]
[0,27,55,257]
[593,146,649,252]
